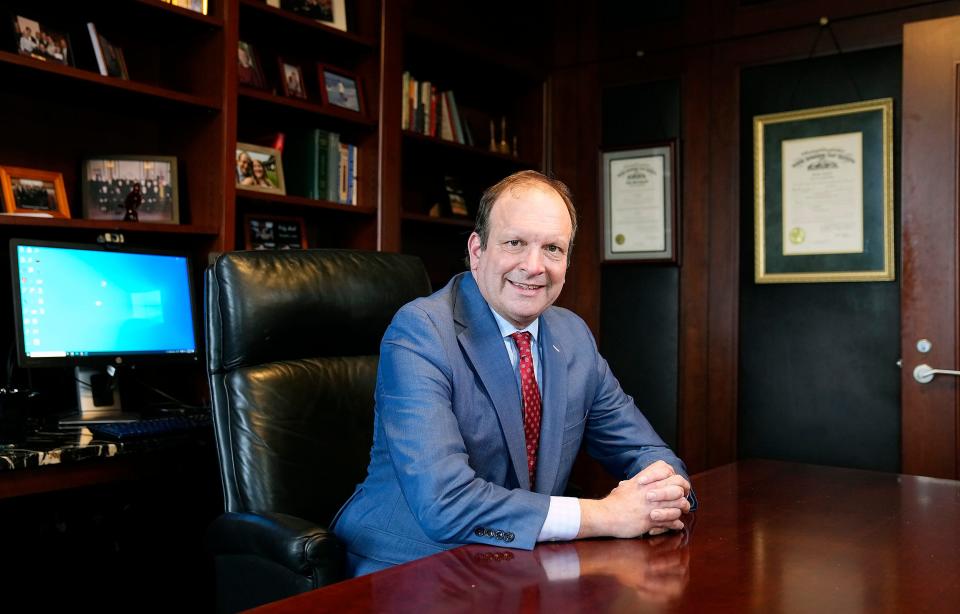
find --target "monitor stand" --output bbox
[59,366,139,426]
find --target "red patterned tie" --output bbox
[510,331,541,489]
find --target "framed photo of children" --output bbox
[319,65,363,113]
[81,156,179,223]
[0,166,70,218]
[244,214,307,250]
[236,143,286,195]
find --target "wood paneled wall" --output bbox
[549,0,960,476]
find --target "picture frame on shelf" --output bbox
[600,141,679,264]
[753,98,894,283]
[163,0,209,15]
[238,41,267,89]
[319,65,362,113]
[81,156,179,224]
[0,166,70,218]
[13,15,72,66]
[236,143,286,195]
[278,59,308,99]
[87,23,128,79]
[281,0,347,31]
[244,214,307,250]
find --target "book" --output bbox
[326,132,340,202]
[283,129,331,200]
[447,91,465,144]
[401,71,410,130]
[87,23,128,79]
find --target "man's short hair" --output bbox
[471,170,578,259]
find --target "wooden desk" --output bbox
[252,459,960,613]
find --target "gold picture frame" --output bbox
[0,166,70,218]
[754,98,894,283]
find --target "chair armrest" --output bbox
[206,511,344,577]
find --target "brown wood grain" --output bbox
[250,459,960,613]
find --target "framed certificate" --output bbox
[754,98,894,283]
[601,141,678,263]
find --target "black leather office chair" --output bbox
[204,249,431,613]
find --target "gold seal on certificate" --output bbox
[789,227,806,244]
[615,234,625,245]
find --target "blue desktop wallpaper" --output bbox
[15,245,196,357]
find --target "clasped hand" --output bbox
[604,460,691,538]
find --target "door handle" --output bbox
[913,364,960,384]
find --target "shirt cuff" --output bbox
[537,496,581,542]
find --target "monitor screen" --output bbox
[10,239,198,367]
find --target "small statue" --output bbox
[512,136,518,158]
[499,117,510,155]
[123,182,143,222]
[489,119,497,153]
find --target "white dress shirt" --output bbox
[489,308,581,542]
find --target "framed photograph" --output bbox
[281,0,347,31]
[87,23,128,79]
[164,0,209,15]
[238,41,266,89]
[244,214,307,250]
[754,98,894,283]
[600,141,678,263]
[278,59,308,99]
[81,156,179,223]
[0,166,70,218]
[320,65,363,113]
[13,15,72,66]
[236,143,286,195]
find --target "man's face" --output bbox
[468,183,572,329]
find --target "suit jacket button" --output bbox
[504,532,515,542]
[494,530,504,540]
[474,527,484,537]
[485,529,495,538]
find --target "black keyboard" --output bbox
[86,414,211,442]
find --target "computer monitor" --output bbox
[9,239,199,424]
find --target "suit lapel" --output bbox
[535,311,567,494]
[454,274,530,489]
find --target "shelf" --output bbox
[0,216,220,236]
[402,131,533,166]
[239,87,376,128]
[0,51,220,112]
[237,190,376,215]
[402,212,474,228]
[239,0,377,51]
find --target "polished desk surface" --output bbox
[251,459,960,613]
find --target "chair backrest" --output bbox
[205,249,431,523]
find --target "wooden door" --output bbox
[901,15,960,479]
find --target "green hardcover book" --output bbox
[326,131,340,202]
[284,128,331,199]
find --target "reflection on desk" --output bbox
[250,460,960,613]
[0,431,119,470]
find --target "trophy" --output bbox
[489,119,497,153]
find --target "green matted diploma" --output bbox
[753,98,894,283]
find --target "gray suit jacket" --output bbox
[332,272,690,575]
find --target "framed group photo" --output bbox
[236,143,286,195]
[753,98,894,283]
[81,156,179,223]
[600,141,679,263]
[0,166,70,218]
[13,15,71,66]
[244,214,307,250]
[320,65,363,113]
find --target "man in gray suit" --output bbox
[333,171,694,576]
